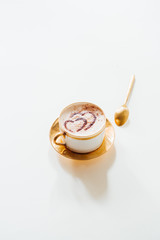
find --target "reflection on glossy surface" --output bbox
[57,146,116,198]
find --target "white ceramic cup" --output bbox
[53,102,106,153]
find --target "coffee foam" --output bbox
[59,103,106,136]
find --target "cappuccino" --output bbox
[59,103,106,136]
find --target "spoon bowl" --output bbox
[114,105,129,126]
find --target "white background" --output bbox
[0,0,160,239]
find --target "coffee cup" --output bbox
[53,102,106,153]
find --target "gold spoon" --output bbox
[114,75,135,126]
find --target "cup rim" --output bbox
[59,102,106,139]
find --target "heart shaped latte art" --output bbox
[64,111,97,133]
[64,118,87,132]
[81,111,96,130]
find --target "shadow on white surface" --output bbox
[49,146,116,199]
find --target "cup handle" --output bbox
[53,132,66,146]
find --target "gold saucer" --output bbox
[49,118,115,160]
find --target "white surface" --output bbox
[0,0,160,239]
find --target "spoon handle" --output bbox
[124,75,135,105]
